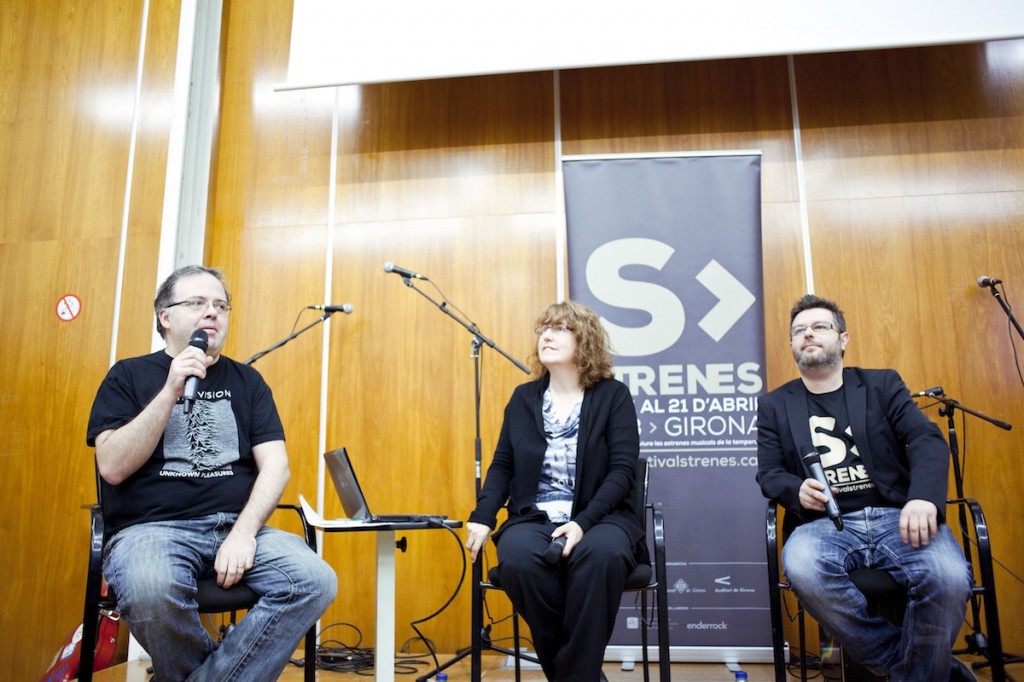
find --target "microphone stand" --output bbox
[984,282,1024,342]
[919,392,1018,678]
[243,310,337,365]
[396,277,529,682]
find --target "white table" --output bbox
[313,513,461,682]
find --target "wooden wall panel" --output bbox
[0,1,180,679]
[337,74,557,222]
[209,0,338,546]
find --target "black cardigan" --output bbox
[469,376,643,546]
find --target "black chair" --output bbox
[473,458,671,682]
[79,502,318,682]
[766,498,1006,682]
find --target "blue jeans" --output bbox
[103,513,337,682]
[783,507,972,682]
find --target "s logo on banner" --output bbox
[586,237,755,355]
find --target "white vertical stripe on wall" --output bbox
[553,70,567,302]
[175,0,224,268]
[110,0,152,367]
[316,87,344,522]
[154,0,224,350]
[787,54,815,295]
[155,0,200,342]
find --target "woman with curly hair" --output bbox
[465,300,642,682]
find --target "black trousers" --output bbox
[496,520,636,682]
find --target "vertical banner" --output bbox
[563,154,771,656]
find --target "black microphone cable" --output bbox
[1001,284,1024,388]
[401,522,468,674]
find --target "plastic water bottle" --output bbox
[436,674,448,682]
[735,671,748,681]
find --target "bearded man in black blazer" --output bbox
[757,294,974,682]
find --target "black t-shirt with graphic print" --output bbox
[87,350,285,537]
[806,387,890,513]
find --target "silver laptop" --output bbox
[324,447,445,524]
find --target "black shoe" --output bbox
[950,657,976,682]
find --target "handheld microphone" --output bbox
[383,262,428,280]
[182,330,208,414]
[978,276,1002,288]
[911,386,944,398]
[309,304,354,314]
[543,536,567,564]
[802,451,843,531]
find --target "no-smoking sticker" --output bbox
[57,294,82,322]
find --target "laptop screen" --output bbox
[324,448,372,521]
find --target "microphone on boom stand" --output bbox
[976,275,1024,342]
[243,304,354,365]
[911,386,944,398]
[309,303,354,314]
[383,261,429,280]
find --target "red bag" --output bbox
[42,604,120,681]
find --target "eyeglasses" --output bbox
[535,323,573,336]
[790,321,839,337]
[166,296,232,315]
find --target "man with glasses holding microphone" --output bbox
[756,294,974,682]
[87,265,336,682]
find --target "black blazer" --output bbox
[469,376,643,546]
[756,367,951,523]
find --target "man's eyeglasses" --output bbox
[535,323,573,336]
[790,321,839,337]
[166,297,232,315]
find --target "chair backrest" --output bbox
[632,457,651,531]
[631,458,653,566]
